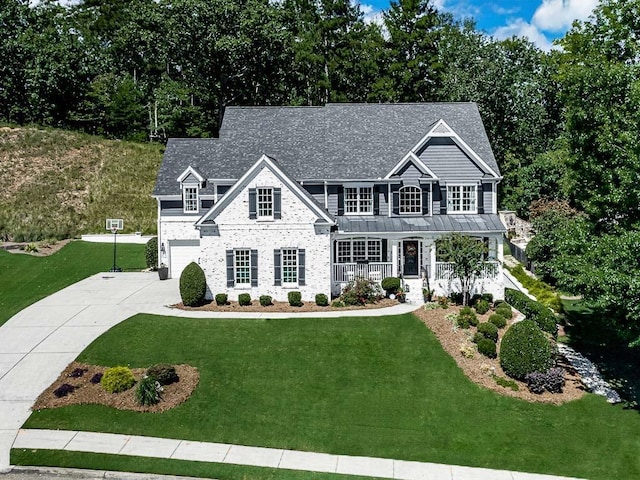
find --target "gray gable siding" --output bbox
[483,183,493,214]
[302,184,325,208]
[326,185,340,215]
[397,162,423,181]
[432,184,441,214]
[181,173,200,185]
[419,137,485,183]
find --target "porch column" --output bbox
[497,235,504,262]
[391,241,399,277]
[430,242,437,281]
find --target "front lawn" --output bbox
[22,314,640,480]
[0,241,146,326]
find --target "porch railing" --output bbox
[435,261,501,281]
[333,262,393,283]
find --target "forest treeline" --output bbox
[3,0,640,344]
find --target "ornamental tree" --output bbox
[436,233,487,306]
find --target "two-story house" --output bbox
[153,103,505,303]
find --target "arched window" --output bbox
[399,186,422,214]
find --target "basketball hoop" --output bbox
[106,218,124,272]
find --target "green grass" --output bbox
[10,450,386,480]
[23,314,640,480]
[0,241,146,326]
[0,125,162,240]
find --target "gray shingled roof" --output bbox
[154,103,499,196]
[337,214,506,234]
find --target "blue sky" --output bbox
[363,0,599,50]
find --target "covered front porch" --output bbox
[330,214,506,300]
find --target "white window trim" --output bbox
[399,185,423,215]
[234,249,251,287]
[447,184,477,214]
[336,238,383,263]
[257,186,274,220]
[281,248,299,287]
[344,185,373,215]
[182,185,199,213]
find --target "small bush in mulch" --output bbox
[288,291,303,307]
[180,262,207,307]
[136,375,162,406]
[215,293,228,306]
[53,383,75,398]
[259,295,273,307]
[477,322,499,342]
[90,373,103,384]
[500,320,554,380]
[238,293,252,306]
[101,366,136,393]
[147,364,179,386]
[456,306,478,329]
[489,313,507,329]
[477,338,497,358]
[526,368,566,394]
[474,299,491,315]
[495,304,514,319]
[315,293,329,306]
[68,367,87,378]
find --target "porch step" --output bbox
[403,279,424,305]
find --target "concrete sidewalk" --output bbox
[12,429,582,480]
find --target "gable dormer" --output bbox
[177,166,206,214]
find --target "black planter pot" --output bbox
[158,266,169,280]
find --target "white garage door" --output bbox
[168,239,200,278]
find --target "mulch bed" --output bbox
[174,297,398,313]
[33,362,199,413]
[1,239,72,256]
[413,305,586,404]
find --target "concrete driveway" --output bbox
[0,272,180,471]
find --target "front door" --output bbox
[403,240,419,277]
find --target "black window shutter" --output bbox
[274,249,282,286]
[373,185,380,215]
[392,186,399,215]
[273,188,282,219]
[477,184,484,214]
[298,249,306,286]
[381,239,388,262]
[251,249,258,287]
[226,250,235,287]
[248,188,257,219]
[440,185,447,214]
[337,186,344,216]
[422,187,430,215]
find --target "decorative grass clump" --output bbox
[500,320,554,380]
[136,375,161,406]
[179,262,207,307]
[101,366,135,393]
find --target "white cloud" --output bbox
[493,18,553,51]
[532,0,599,33]
[359,2,384,27]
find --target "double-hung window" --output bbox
[274,248,305,286]
[257,187,273,219]
[234,249,251,286]
[183,186,199,213]
[447,185,476,213]
[399,186,422,214]
[281,248,298,285]
[344,186,373,214]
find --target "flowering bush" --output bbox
[339,278,383,306]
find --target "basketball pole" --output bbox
[111,228,117,272]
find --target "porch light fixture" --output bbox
[160,242,166,255]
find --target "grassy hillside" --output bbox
[0,126,163,241]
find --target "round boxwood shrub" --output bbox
[477,322,499,342]
[315,293,329,306]
[477,338,497,358]
[472,332,485,344]
[495,304,513,319]
[215,293,228,306]
[488,313,507,329]
[259,295,273,307]
[101,366,136,393]
[381,277,400,295]
[146,364,178,386]
[179,262,207,307]
[456,306,478,329]
[288,291,303,307]
[500,320,554,380]
[474,299,490,315]
[145,237,158,269]
[238,293,252,306]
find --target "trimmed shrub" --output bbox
[288,291,303,307]
[495,305,513,319]
[179,262,207,307]
[238,293,252,306]
[474,299,490,315]
[456,306,478,329]
[53,383,75,398]
[493,299,507,308]
[449,292,464,305]
[136,375,161,406]
[259,295,273,307]
[146,364,178,386]
[145,237,158,269]
[215,293,228,306]
[101,366,135,393]
[477,322,499,342]
[315,293,329,306]
[381,276,401,294]
[69,367,87,378]
[339,278,383,306]
[477,338,497,358]
[488,313,507,329]
[481,293,494,303]
[505,288,558,336]
[526,368,565,394]
[472,332,485,344]
[500,320,554,380]
[90,373,103,384]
